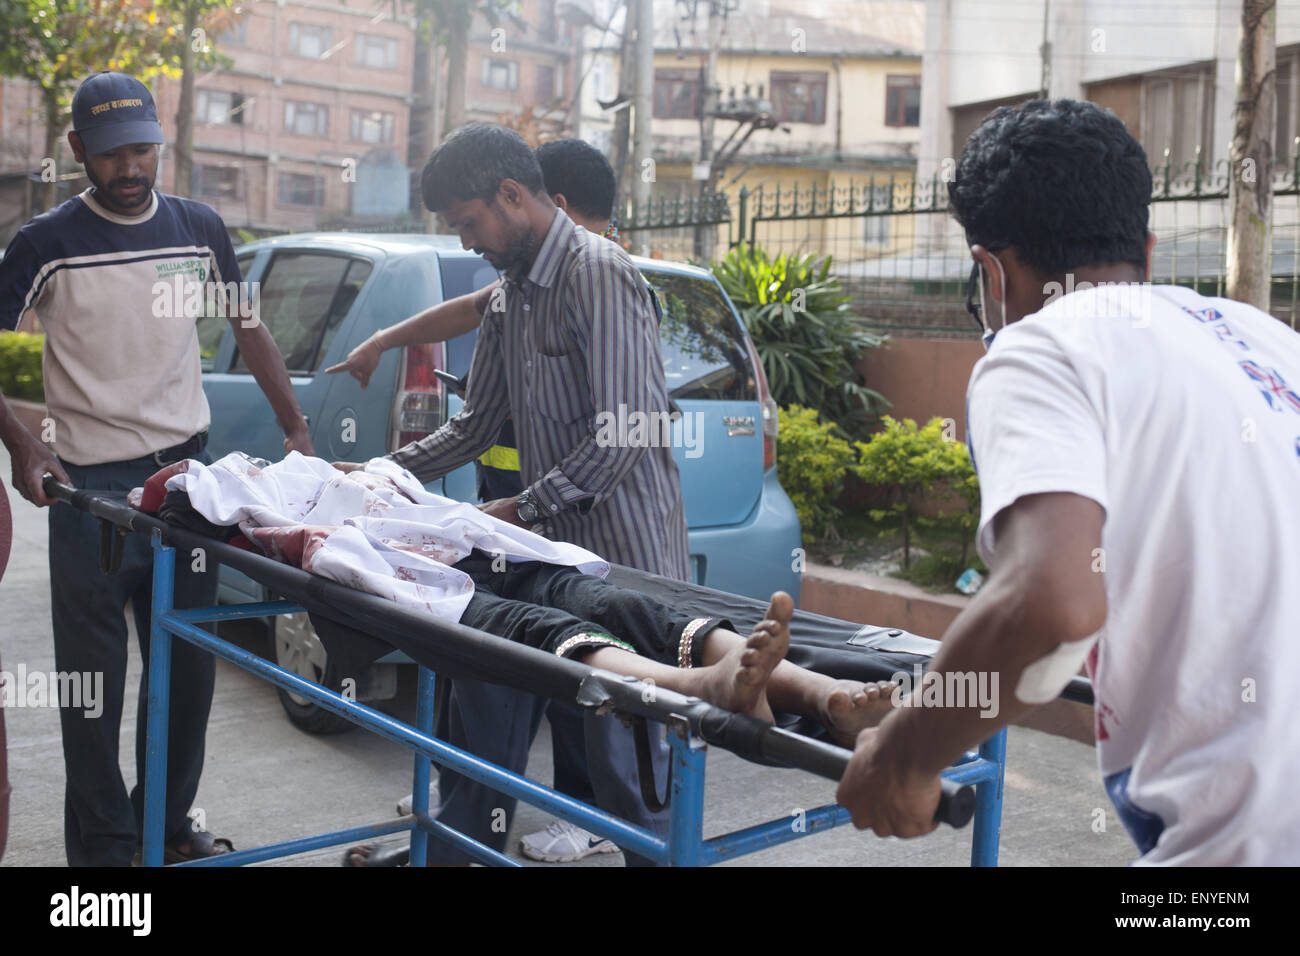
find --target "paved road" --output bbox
[0,445,1135,866]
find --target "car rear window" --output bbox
[644,271,755,402]
[436,256,756,403]
[233,252,372,375]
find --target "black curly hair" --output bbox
[948,99,1153,277]
[535,138,616,222]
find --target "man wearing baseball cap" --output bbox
[0,71,314,865]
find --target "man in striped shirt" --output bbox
[387,127,689,579]
[347,124,687,865]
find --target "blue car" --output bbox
[200,233,801,731]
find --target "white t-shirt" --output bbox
[159,452,609,624]
[967,283,1300,865]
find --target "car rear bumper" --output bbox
[687,469,803,603]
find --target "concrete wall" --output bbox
[856,334,984,440]
[801,563,1096,743]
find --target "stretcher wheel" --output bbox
[273,613,356,735]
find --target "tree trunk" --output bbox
[409,7,435,220]
[173,0,198,197]
[41,87,60,213]
[629,0,654,256]
[443,6,471,138]
[609,0,636,208]
[1226,0,1276,311]
[694,1,721,261]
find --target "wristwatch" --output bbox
[515,490,541,525]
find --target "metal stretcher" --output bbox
[47,478,1057,868]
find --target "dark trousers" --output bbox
[49,454,218,866]
[451,551,716,662]
[426,553,726,866]
[430,680,671,867]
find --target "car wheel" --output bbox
[272,612,355,735]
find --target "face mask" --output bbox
[976,253,1009,352]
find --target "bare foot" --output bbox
[821,679,899,747]
[695,592,794,722]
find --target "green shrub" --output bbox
[854,416,980,568]
[712,244,887,439]
[0,332,44,402]
[776,404,856,544]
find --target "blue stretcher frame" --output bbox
[139,529,1008,868]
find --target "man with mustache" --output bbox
[0,71,313,865]
[335,124,688,866]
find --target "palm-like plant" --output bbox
[713,243,887,439]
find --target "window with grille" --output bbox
[771,71,827,125]
[1141,65,1214,170]
[482,57,520,90]
[196,90,249,126]
[654,70,699,120]
[288,22,332,58]
[284,101,329,137]
[885,75,921,127]
[193,164,241,201]
[354,34,398,69]
[350,110,395,144]
[278,172,324,207]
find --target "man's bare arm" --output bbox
[325,282,497,388]
[836,492,1107,836]
[0,390,69,506]
[228,319,314,455]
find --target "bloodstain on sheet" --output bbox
[245,525,336,566]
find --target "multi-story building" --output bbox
[578,0,925,261]
[0,0,582,239]
[921,0,1300,183]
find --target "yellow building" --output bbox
[619,1,924,263]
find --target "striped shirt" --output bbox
[390,209,690,580]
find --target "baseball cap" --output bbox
[71,72,165,155]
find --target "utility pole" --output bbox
[610,0,637,200]
[693,1,723,261]
[1226,0,1276,311]
[1038,0,1051,99]
[630,0,654,256]
[409,4,436,230]
[174,0,199,198]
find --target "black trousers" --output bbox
[49,453,218,866]
[453,551,729,667]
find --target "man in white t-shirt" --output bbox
[836,98,1300,865]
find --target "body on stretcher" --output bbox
[45,475,1032,866]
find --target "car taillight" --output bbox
[745,336,778,471]
[390,342,445,450]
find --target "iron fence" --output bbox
[622,149,1300,337]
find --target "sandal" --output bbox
[342,842,409,867]
[163,827,235,863]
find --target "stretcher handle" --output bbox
[755,723,976,827]
[43,477,142,529]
